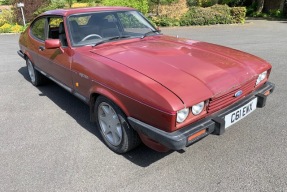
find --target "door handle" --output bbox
[39,46,45,51]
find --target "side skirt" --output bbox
[35,66,89,104]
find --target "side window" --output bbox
[31,17,46,41]
[48,17,64,39]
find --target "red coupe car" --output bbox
[18,7,275,153]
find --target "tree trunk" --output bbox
[279,0,285,12]
[256,0,264,13]
[284,0,287,15]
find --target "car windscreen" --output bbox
[67,10,158,47]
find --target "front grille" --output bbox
[207,79,256,114]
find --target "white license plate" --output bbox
[225,98,258,129]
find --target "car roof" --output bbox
[43,6,136,17]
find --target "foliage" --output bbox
[34,0,66,16]
[179,4,245,26]
[187,0,247,7]
[218,0,246,6]
[186,0,198,6]
[102,0,149,14]
[149,0,188,19]
[269,9,284,17]
[199,0,219,7]
[230,6,246,23]
[0,23,25,33]
[149,0,178,4]
[77,0,102,3]
[0,8,14,26]
[67,0,73,7]
[0,0,10,5]
[150,16,180,26]
[10,0,50,24]
[71,2,89,7]
[248,8,284,18]
[0,23,11,32]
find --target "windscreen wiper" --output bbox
[93,35,131,47]
[141,30,161,39]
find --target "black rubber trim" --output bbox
[17,50,25,60]
[128,82,275,151]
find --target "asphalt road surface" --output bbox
[1,19,286,191]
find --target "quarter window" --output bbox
[31,18,46,41]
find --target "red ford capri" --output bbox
[18,7,275,153]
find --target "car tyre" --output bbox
[95,96,140,153]
[26,59,46,86]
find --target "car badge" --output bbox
[234,90,243,97]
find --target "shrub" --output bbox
[180,5,236,26]
[0,23,11,33]
[0,9,14,26]
[72,3,89,8]
[102,0,149,14]
[230,6,246,23]
[149,0,189,19]
[0,23,26,33]
[150,16,180,27]
[269,9,283,18]
[10,23,24,33]
[199,0,219,7]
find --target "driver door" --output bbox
[36,17,73,88]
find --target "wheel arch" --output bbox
[89,86,130,123]
[23,51,35,64]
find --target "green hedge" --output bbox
[151,4,246,26]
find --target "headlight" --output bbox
[192,101,205,115]
[256,71,267,85]
[177,108,189,123]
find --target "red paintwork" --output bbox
[19,7,272,151]
[45,39,61,49]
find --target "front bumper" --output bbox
[128,82,275,151]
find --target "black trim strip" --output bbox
[35,66,89,104]
[17,50,25,60]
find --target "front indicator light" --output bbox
[256,71,267,85]
[264,90,270,96]
[192,101,205,115]
[177,108,189,123]
[188,129,206,141]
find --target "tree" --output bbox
[256,0,264,13]
[252,0,286,14]
[10,0,49,24]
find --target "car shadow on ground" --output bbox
[18,66,172,167]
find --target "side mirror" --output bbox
[45,39,61,49]
[45,39,64,53]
